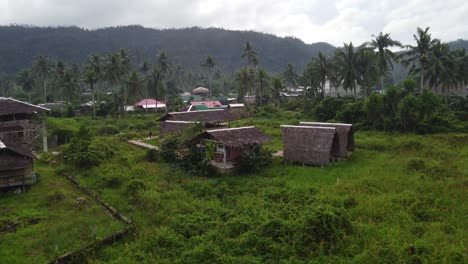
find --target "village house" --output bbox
[281,125,340,166]
[200,126,270,171]
[133,99,166,111]
[0,97,50,152]
[0,139,36,189]
[299,122,354,157]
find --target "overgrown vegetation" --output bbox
[19,113,465,263]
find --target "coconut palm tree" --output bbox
[335,42,360,96]
[17,69,35,102]
[62,70,77,105]
[88,54,103,101]
[271,76,283,106]
[255,69,270,106]
[34,55,51,103]
[404,27,440,92]
[367,32,402,90]
[126,71,144,104]
[356,48,379,96]
[140,60,151,112]
[311,52,332,96]
[282,63,299,89]
[201,55,216,97]
[234,67,254,101]
[84,69,98,117]
[147,67,166,111]
[242,41,258,67]
[425,42,459,94]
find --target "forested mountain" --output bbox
[0,25,336,76]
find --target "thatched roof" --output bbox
[0,140,36,160]
[160,121,199,135]
[159,109,238,123]
[202,126,270,147]
[192,87,209,94]
[0,97,49,117]
[281,125,339,166]
[299,122,354,157]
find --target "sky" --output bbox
[1,0,467,46]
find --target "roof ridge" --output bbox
[281,125,336,130]
[1,97,50,112]
[300,121,352,126]
[207,126,255,133]
[165,120,199,124]
[169,109,225,114]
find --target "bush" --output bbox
[234,145,273,174]
[124,179,149,197]
[145,149,160,162]
[96,125,119,135]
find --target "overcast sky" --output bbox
[1,0,467,46]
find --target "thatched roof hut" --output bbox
[281,125,339,166]
[0,140,36,188]
[202,126,271,148]
[192,87,209,96]
[159,109,238,124]
[299,122,354,157]
[0,97,49,118]
[160,121,199,135]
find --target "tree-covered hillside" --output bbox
[0,25,336,75]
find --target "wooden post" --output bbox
[42,119,48,153]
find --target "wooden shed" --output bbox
[0,97,50,151]
[299,122,354,157]
[201,126,270,167]
[281,125,339,166]
[0,140,36,189]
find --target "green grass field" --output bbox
[0,163,125,263]
[2,114,467,263]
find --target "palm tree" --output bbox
[34,55,50,103]
[62,70,77,105]
[88,55,103,101]
[242,41,258,67]
[328,56,343,96]
[84,69,98,117]
[157,51,170,111]
[118,48,131,75]
[126,71,144,103]
[234,67,254,101]
[282,64,299,89]
[311,52,331,96]
[140,60,151,112]
[147,67,166,111]
[356,48,379,96]
[404,27,440,92]
[335,42,360,96]
[157,51,170,76]
[17,69,35,102]
[367,32,402,90]
[271,76,283,106]
[201,55,216,97]
[425,42,458,94]
[255,69,270,106]
[104,53,126,112]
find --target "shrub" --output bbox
[96,125,119,135]
[234,145,273,174]
[145,149,160,162]
[124,179,149,197]
[299,205,353,252]
[407,158,426,171]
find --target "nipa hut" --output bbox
[299,122,354,157]
[0,140,36,189]
[160,121,199,135]
[281,125,339,166]
[201,126,270,167]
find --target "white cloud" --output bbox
[1,0,466,46]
